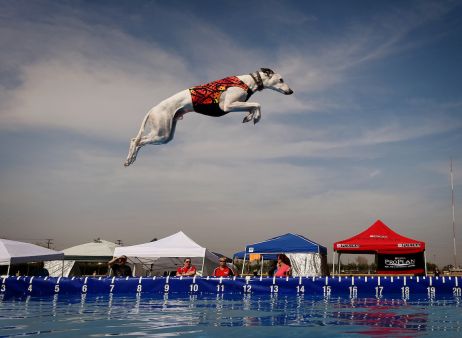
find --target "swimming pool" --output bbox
[1,276,462,337]
[0,293,461,337]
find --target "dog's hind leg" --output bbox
[124,107,157,167]
[124,111,152,167]
[124,139,141,167]
[124,104,183,166]
[137,115,179,147]
[163,112,181,144]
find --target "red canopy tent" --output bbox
[333,220,426,275]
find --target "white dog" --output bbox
[124,68,293,166]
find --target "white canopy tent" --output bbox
[62,239,118,258]
[113,231,220,276]
[0,239,64,276]
[45,239,119,277]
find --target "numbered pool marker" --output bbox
[190,283,199,292]
[453,287,461,297]
[82,277,88,294]
[270,285,279,293]
[349,286,358,298]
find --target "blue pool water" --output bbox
[0,293,461,337]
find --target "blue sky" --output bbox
[0,0,461,265]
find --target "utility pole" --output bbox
[451,158,458,269]
[45,239,53,249]
[116,240,123,246]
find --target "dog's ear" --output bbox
[260,68,274,78]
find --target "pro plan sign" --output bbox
[384,256,416,269]
[377,253,425,271]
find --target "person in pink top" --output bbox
[274,254,291,277]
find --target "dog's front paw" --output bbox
[242,113,253,123]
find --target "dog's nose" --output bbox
[286,89,294,95]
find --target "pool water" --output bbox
[0,294,461,337]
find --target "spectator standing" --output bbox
[108,255,132,277]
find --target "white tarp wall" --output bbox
[286,253,328,277]
[44,260,75,277]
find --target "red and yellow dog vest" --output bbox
[189,76,253,117]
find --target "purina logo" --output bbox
[397,243,420,248]
[369,234,387,238]
[337,244,359,248]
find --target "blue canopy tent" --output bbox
[237,233,328,276]
[245,233,327,255]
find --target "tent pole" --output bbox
[424,251,427,276]
[61,259,64,277]
[241,254,246,275]
[7,264,10,276]
[332,252,335,277]
[375,254,378,274]
[260,255,264,277]
[200,255,206,276]
[337,253,341,274]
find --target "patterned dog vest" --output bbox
[189,76,253,117]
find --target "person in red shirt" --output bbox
[176,258,197,276]
[213,257,235,277]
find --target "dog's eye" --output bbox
[279,78,284,83]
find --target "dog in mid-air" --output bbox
[124,68,293,166]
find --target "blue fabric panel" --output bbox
[0,276,462,299]
[1,276,460,300]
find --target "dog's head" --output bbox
[259,68,294,95]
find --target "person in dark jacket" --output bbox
[108,255,132,277]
